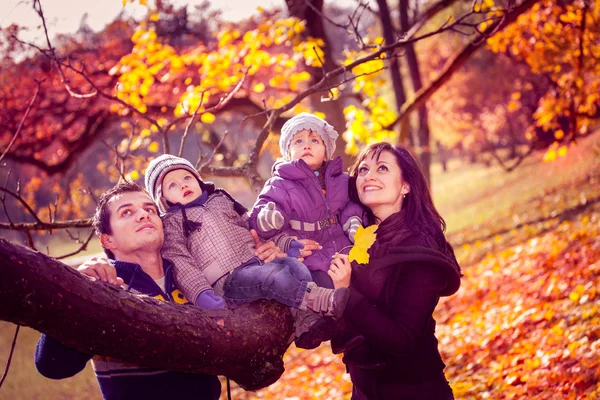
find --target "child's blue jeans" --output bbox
[223,256,312,309]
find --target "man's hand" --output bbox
[327,253,351,289]
[77,256,124,286]
[294,239,321,262]
[250,229,286,263]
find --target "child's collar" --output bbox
[165,190,209,213]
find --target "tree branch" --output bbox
[0,325,20,390]
[0,82,41,165]
[0,238,294,391]
[55,229,96,260]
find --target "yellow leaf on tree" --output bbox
[554,129,565,140]
[129,170,140,181]
[201,112,216,124]
[148,141,160,152]
[557,145,568,157]
[543,149,557,163]
[348,225,378,264]
[253,83,266,93]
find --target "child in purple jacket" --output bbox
[250,113,364,289]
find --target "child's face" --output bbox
[288,129,326,170]
[161,169,202,205]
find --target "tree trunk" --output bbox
[399,0,431,184]
[285,0,351,167]
[0,238,294,391]
[376,0,411,145]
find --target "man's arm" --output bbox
[34,334,92,379]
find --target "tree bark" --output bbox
[0,238,294,391]
[285,0,351,167]
[376,0,411,145]
[399,0,431,184]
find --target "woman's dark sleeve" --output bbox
[34,334,93,379]
[343,263,446,355]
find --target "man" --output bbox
[34,182,285,399]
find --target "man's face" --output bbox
[100,191,164,257]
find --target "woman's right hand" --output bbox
[328,253,352,289]
[77,256,124,286]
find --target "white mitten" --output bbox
[343,216,362,244]
[257,202,284,232]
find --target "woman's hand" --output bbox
[327,253,352,289]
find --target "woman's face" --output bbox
[355,150,409,217]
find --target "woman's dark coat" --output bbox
[336,211,461,399]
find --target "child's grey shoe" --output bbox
[302,282,349,320]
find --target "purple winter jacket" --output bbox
[249,156,365,272]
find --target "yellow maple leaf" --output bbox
[348,224,378,264]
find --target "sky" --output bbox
[1,0,282,42]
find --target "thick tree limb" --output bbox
[0,238,294,391]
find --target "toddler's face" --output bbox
[288,129,326,170]
[162,169,202,205]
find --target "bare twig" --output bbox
[197,131,230,170]
[303,0,349,30]
[0,187,43,224]
[179,72,247,158]
[24,231,36,250]
[56,229,95,260]
[32,0,97,99]
[178,99,205,158]
[0,325,20,390]
[0,169,14,226]
[0,82,41,165]
[0,219,92,232]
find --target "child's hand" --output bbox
[286,240,304,258]
[250,229,286,263]
[195,290,225,309]
[343,216,362,244]
[256,202,284,232]
[328,253,351,289]
[294,239,321,261]
[78,256,124,286]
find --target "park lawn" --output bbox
[1,133,599,399]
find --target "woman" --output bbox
[328,143,461,399]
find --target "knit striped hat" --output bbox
[144,154,202,213]
[279,113,338,161]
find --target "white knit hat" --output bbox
[144,154,202,213]
[279,113,338,161]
